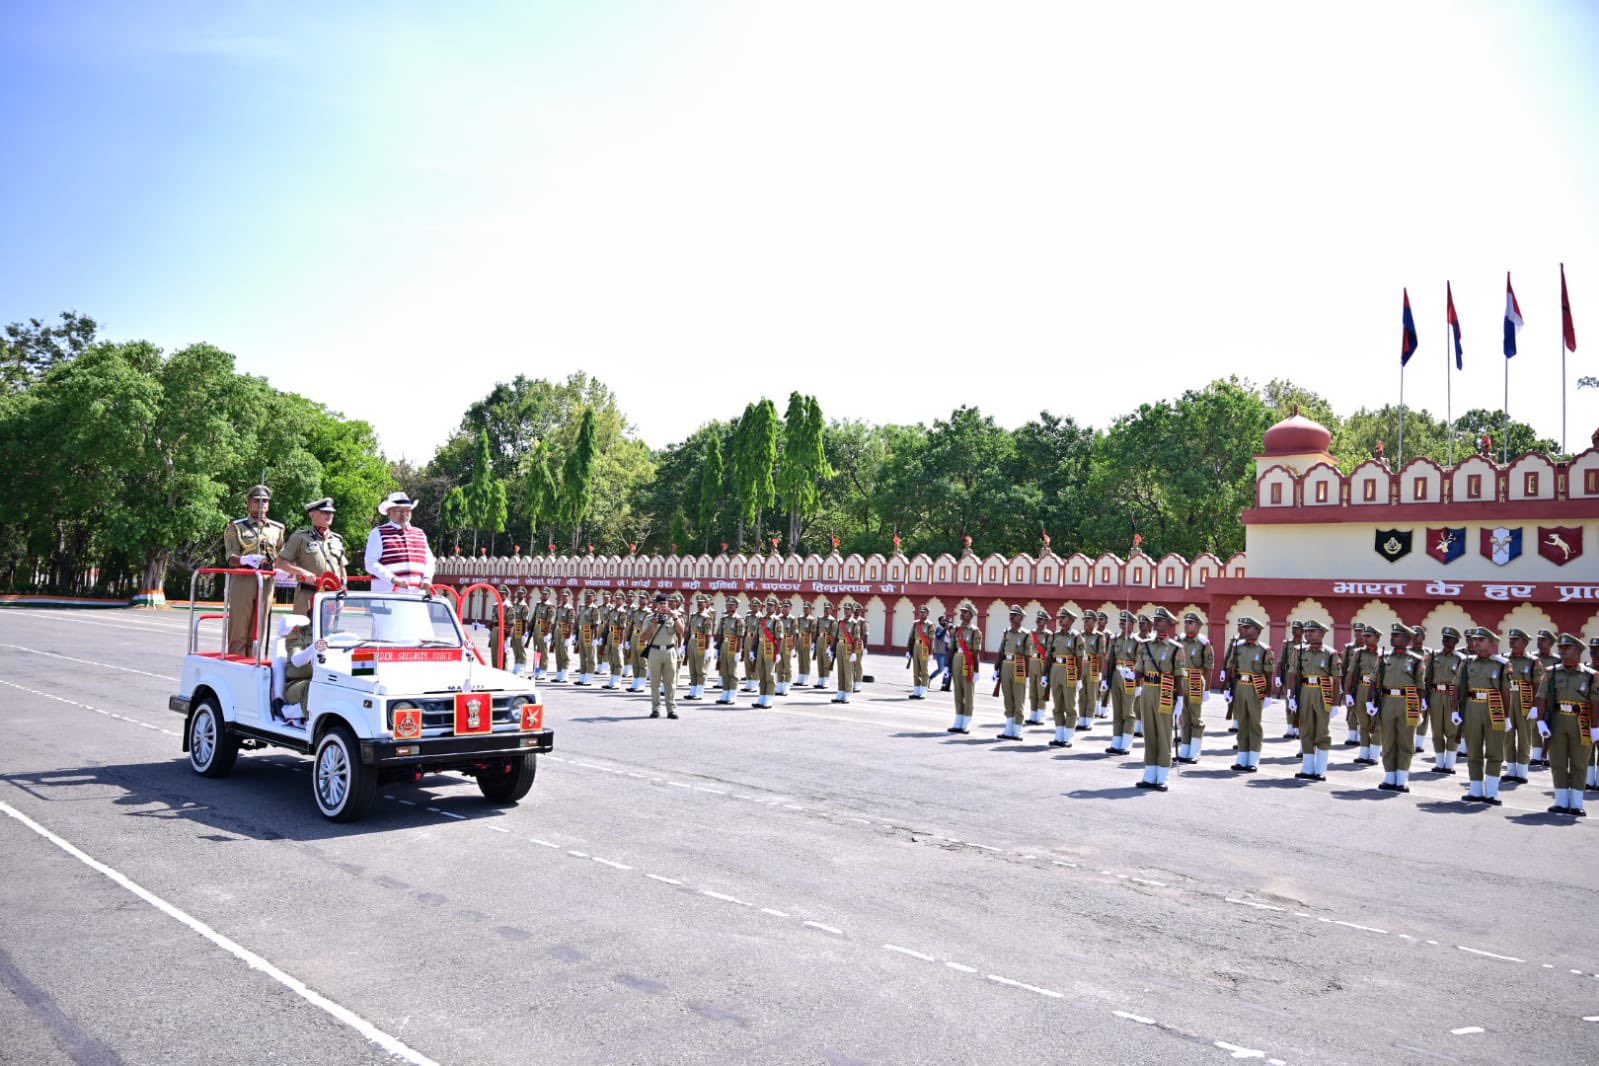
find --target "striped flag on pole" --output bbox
[1446,282,1463,368]
[1562,264,1577,352]
[1401,288,1419,366]
[1503,272,1523,357]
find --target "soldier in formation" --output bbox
[1286,619,1340,782]
[1343,625,1382,766]
[1219,617,1273,772]
[1502,628,1540,784]
[906,603,935,699]
[1044,606,1082,748]
[1533,632,1598,817]
[640,593,685,719]
[1424,626,1465,773]
[1454,627,1514,806]
[1371,623,1425,792]
[1175,612,1212,765]
[1104,611,1141,756]
[945,603,983,734]
[993,605,1031,740]
[716,596,744,704]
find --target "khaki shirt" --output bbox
[224,516,284,565]
[277,526,347,586]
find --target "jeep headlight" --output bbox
[388,699,417,728]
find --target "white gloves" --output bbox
[240,553,264,568]
[1451,712,1463,726]
[1099,680,1109,695]
[1223,690,1234,704]
[1590,728,1599,744]
[1537,722,1551,740]
[1365,702,1378,716]
[1134,685,1145,698]
[1527,708,1539,721]
[1343,694,1354,707]
[1119,667,1136,683]
[1502,718,1513,733]
[1287,697,1297,712]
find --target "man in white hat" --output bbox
[364,492,435,593]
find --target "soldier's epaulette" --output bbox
[1197,634,1210,645]
[1491,654,1509,665]
[1405,650,1424,660]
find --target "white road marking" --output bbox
[803,921,843,935]
[1112,1010,1156,1025]
[985,974,1062,998]
[529,838,558,848]
[702,891,750,906]
[566,850,589,858]
[1450,1026,1484,1035]
[592,858,631,870]
[485,825,510,834]
[883,945,935,961]
[1331,920,1386,934]
[0,643,178,680]
[397,799,416,806]
[1130,877,1168,888]
[437,811,466,820]
[759,908,791,918]
[1583,1015,1599,1022]
[945,962,977,974]
[645,874,682,885]
[0,800,439,1066]
[666,781,692,789]
[1214,1042,1265,1059]
[0,680,182,737]
[1458,946,1523,963]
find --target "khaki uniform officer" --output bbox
[1132,607,1189,790]
[994,605,1031,741]
[629,592,653,692]
[906,604,935,699]
[1105,612,1141,755]
[851,604,869,693]
[945,603,983,735]
[641,595,685,719]
[1424,627,1465,773]
[1026,610,1051,725]
[1532,633,1598,817]
[1220,617,1273,772]
[684,595,713,699]
[1343,627,1383,766]
[753,598,782,708]
[530,588,554,680]
[1045,607,1083,748]
[1372,623,1425,792]
[601,593,625,688]
[795,602,816,686]
[279,618,324,729]
[506,589,532,676]
[1078,612,1105,728]
[1286,620,1341,782]
[1176,612,1213,764]
[1501,629,1541,783]
[832,602,857,704]
[774,599,795,695]
[275,497,347,618]
[1340,623,1368,746]
[1454,628,1514,805]
[715,597,744,704]
[551,591,574,682]
[814,603,837,689]
[572,591,600,685]
[1531,630,1560,767]
[1275,620,1305,738]
[223,484,285,657]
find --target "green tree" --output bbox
[1450,408,1557,462]
[730,399,779,550]
[561,407,598,549]
[442,486,469,553]
[777,392,833,551]
[1,311,98,395]
[698,431,726,552]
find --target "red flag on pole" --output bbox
[1562,263,1578,351]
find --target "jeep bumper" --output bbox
[361,730,554,766]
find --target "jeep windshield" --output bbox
[317,594,465,649]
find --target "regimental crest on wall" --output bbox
[1425,526,1466,565]
[1537,526,1584,566]
[1480,526,1524,566]
[1374,528,1413,563]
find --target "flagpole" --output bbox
[1446,300,1455,466]
[1502,345,1509,465]
[1561,262,1568,455]
[1397,360,1406,467]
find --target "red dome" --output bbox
[1263,412,1332,456]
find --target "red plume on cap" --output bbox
[1132,532,1144,550]
[771,535,780,548]
[453,546,462,555]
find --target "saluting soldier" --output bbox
[994,605,1031,741]
[1424,627,1466,773]
[1530,630,1560,768]
[795,601,817,686]
[945,603,983,735]
[1045,606,1083,748]
[1132,607,1189,790]
[1372,623,1426,792]
[1532,632,1598,816]
[1220,617,1273,772]
[683,595,713,699]
[1502,628,1541,783]
[641,594,685,719]
[1343,626,1383,766]
[551,589,575,682]
[1104,612,1141,755]
[1176,612,1213,765]
[223,484,286,657]
[1275,620,1306,738]
[715,596,744,704]
[1453,628,1514,805]
[531,587,554,680]
[274,497,347,618]
[1286,619,1341,782]
[1026,610,1051,726]
[906,604,935,699]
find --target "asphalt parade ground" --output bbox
[1,607,1596,1066]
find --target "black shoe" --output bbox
[1343,739,1358,747]
[1377,782,1397,791]
[574,682,589,687]
[830,697,846,704]
[1281,731,1296,739]
[1074,724,1091,732]
[1105,747,1128,756]
[649,710,660,718]
[1576,808,1589,818]
[1354,758,1378,766]
[1049,740,1069,748]
[667,711,678,719]
[1230,763,1248,772]
[1135,780,1156,789]
[682,695,700,702]
[1294,772,1315,780]
[1310,774,1326,782]
[1153,784,1169,792]
[956,728,970,735]
[1396,785,1410,793]
[1482,796,1503,807]
[270,698,285,722]
[1548,805,1572,815]
[908,694,924,701]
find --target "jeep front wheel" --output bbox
[188,697,239,778]
[312,725,376,822]
[476,754,537,804]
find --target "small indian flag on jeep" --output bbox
[352,648,376,677]
[454,692,492,735]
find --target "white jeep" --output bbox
[168,583,552,821]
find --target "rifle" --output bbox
[1220,636,1240,720]
[991,663,1002,699]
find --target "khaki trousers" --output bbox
[647,647,678,712]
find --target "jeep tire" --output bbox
[188,696,240,778]
[313,724,377,822]
[476,754,537,804]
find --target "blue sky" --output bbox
[4,1,1597,461]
